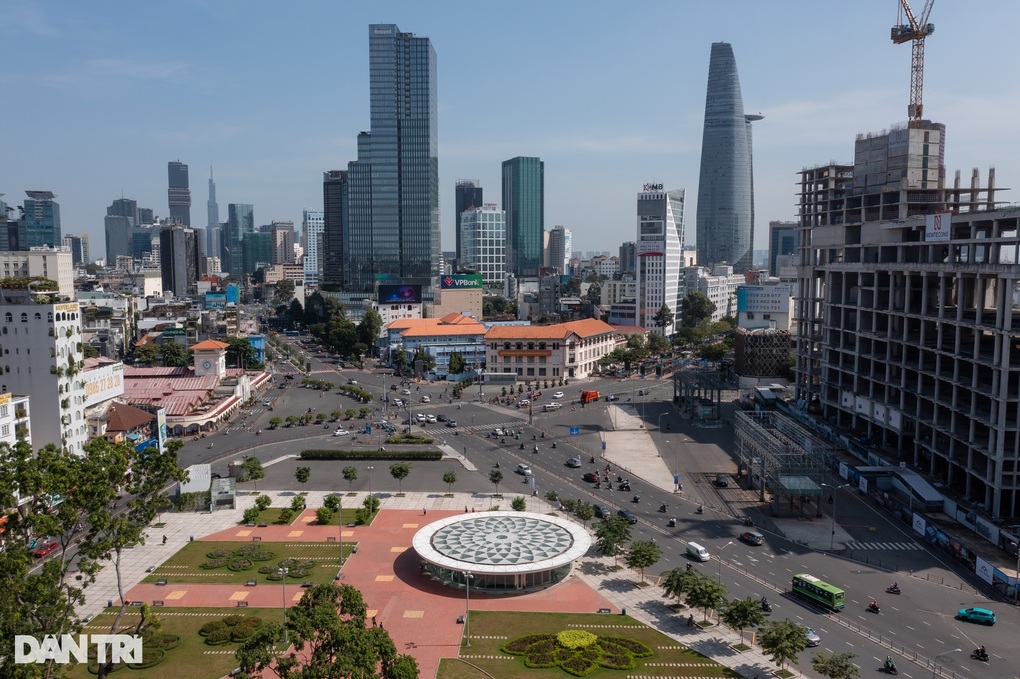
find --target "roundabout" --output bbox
[412,511,591,591]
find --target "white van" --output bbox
[686,542,710,562]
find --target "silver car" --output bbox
[565,457,582,468]
[804,628,820,647]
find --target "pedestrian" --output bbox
[464,505,469,512]
[372,616,377,627]
[423,507,427,516]
[162,535,167,545]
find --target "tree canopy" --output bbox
[681,291,716,328]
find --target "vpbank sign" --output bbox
[15,635,142,664]
[440,274,483,289]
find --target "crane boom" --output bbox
[891,0,935,126]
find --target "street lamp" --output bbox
[463,571,474,647]
[366,466,374,502]
[932,648,961,679]
[821,483,850,551]
[717,541,734,583]
[277,567,289,644]
[1012,541,1020,603]
[658,413,667,434]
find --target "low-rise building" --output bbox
[484,319,618,380]
[385,313,485,378]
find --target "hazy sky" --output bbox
[3,1,1019,259]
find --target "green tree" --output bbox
[389,462,411,493]
[625,540,662,583]
[323,494,341,513]
[652,303,675,331]
[272,279,295,307]
[442,471,457,494]
[342,466,358,491]
[685,572,727,621]
[392,348,408,371]
[757,619,808,671]
[574,502,595,527]
[316,507,334,525]
[235,582,418,678]
[243,507,260,524]
[696,342,728,362]
[290,495,306,512]
[223,337,259,370]
[295,466,311,485]
[510,496,527,511]
[344,408,357,420]
[448,351,467,374]
[285,415,299,427]
[255,494,272,512]
[315,412,327,424]
[721,597,769,645]
[159,341,192,367]
[488,469,503,493]
[647,332,670,354]
[410,348,435,374]
[288,299,304,326]
[133,342,160,365]
[242,457,265,491]
[82,344,101,358]
[594,515,631,566]
[357,309,383,348]
[681,291,716,328]
[268,416,282,429]
[811,651,861,679]
[661,566,699,606]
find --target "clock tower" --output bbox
[191,339,229,378]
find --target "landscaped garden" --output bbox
[438,611,741,678]
[69,607,282,679]
[141,541,352,585]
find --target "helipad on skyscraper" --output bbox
[412,511,590,591]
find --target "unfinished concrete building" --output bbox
[793,120,1020,518]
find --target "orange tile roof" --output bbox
[400,323,485,338]
[484,319,617,341]
[191,339,229,350]
[386,318,429,331]
[561,319,617,338]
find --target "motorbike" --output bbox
[540,432,545,438]
[617,475,623,483]
[667,518,677,527]
[971,649,988,662]
[494,461,500,468]
[533,445,539,454]
[696,505,704,515]
[632,495,640,503]
[619,482,631,491]
[868,602,881,614]
[207,443,214,449]
[519,443,525,450]
[658,503,667,513]
[595,481,601,489]
[744,517,754,527]
[886,584,901,595]
[551,442,557,449]
[590,456,595,463]
[761,600,772,612]
[883,658,898,674]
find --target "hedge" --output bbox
[300,449,442,461]
[384,434,434,444]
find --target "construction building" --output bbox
[792,118,1020,518]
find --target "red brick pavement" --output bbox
[126,509,613,679]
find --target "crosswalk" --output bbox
[420,421,528,437]
[843,541,922,551]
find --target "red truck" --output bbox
[580,390,601,404]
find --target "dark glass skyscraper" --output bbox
[159,223,200,296]
[207,167,219,260]
[17,191,61,250]
[455,180,483,264]
[321,170,348,289]
[695,43,760,274]
[222,203,252,275]
[502,156,544,279]
[335,24,439,293]
[168,161,191,227]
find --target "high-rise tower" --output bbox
[168,161,191,227]
[502,156,544,280]
[207,167,219,259]
[695,43,760,274]
[16,191,61,250]
[455,180,483,264]
[338,24,439,293]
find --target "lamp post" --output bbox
[366,466,374,503]
[932,648,961,679]
[717,541,734,583]
[1012,541,1020,603]
[463,571,474,647]
[277,567,289,644]
[821,483,850,551]
[338,493,343,565]
[658,413,667,434]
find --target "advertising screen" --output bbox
[378,284,422,304]
[736,285,791,313]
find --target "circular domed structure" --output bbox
[413,511,590,591]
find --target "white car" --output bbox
[552,391,564,399]
[425,414,437,423]
[262,400,272,407]
[333,429,350,437]
[494,428,505,437]
[516,463,533,476]
[565,456,582,468]
[420,395,431,403]
[518,399,530,406]
[415,413,426,422]
[401,389,411,395]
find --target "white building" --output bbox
[459,205,506,286]
[547,226,572,274]
[0,292,88,455]
[484,318,619,380]
[635,185,685,335]
[302,209,324,288]
[683,263,744,322]
[0,392,31,449]
[0,247,75,300]
[600,277,637,306]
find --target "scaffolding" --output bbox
[734,410,838,516]
[673,365,724,420]
[734,327,792,377]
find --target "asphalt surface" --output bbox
[168,337,1016,678]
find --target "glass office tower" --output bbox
[695,43,760,274]
[502,156,544,280]
[168,161,191,227]
[341,24,439,292]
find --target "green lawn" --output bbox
[142,540,353,585]
[438,610,741,679]
[68,607,283,679]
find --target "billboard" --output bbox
[225,285,239,304]
[378,284,422,304]
[83,363,125,407]
[925,212,952,242]
[636,241,664,256]
[736,285,791,314]
[440,274,483,290]
[206,293,227,309]
[156,408,167,454]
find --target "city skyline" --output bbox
[3,2,1020,260]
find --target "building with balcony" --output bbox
[484,319,618,380]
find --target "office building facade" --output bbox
[547,226,571,275]
[459,205,506,286]
[635,186,685,335]
[321,171,348,289]
[16,191,61,250]
[168,161,191,226]
[338,24,439,293]
[455,179,483,264]
[502,156,544,280]
[222,203,253,275]
[302,209,324,288]
[272,221,294,265]
[207,168,220,261]
[695,43,760,274]
[62,234,88,266]
[768,220,799,278]
[159,223,200,297]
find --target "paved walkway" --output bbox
[82,490,781,678]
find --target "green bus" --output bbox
[792,573,845,611]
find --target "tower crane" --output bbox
[891,0,935,127]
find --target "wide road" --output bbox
[172,342,1011,677]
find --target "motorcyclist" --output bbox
[975,645,986,658]
[884,656,895,669]
[696,504,704,514]
[890,582,899,591]
[668,517,676,527]
[870,599,879,610]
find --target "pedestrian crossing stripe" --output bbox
[421,421,523,436]
[844,541,921,551]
